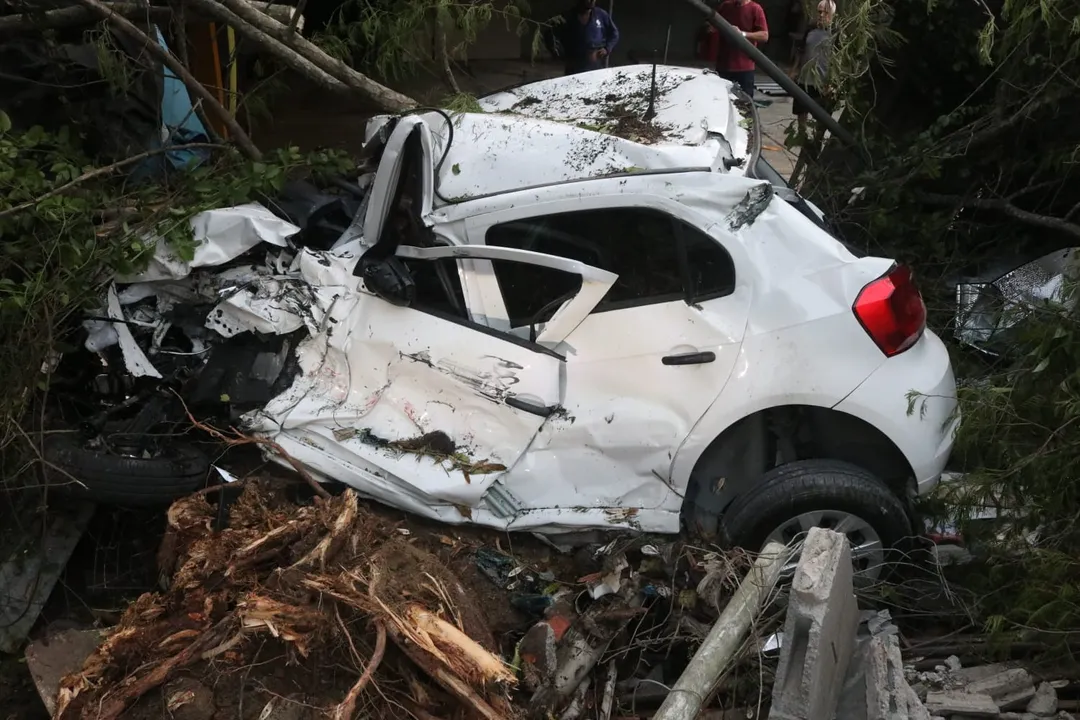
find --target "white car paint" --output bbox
[101,66,958,536]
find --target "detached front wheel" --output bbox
[718,459,913,585]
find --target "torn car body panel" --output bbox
[250,306,563,510]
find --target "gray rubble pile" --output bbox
[767,529,1075,720]
[913,660,1072,720]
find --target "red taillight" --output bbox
[853,264,926,357]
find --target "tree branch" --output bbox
[213,0,418,111]
[182,0,348,94]
[953,94,1059,154]
[0,143,224,220]
[0,1,298,34]
[434,6,462,95]
[70,0,262,159]
[921,192,1080,240]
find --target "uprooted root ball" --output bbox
[55,481,517,720]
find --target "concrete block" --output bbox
[963,668,1034,700]
[948,664,1016,687]
[24,627,103,715]
[1026,682,1057,715]
[924,690,998,717]
[770,528,860,720]
[865,626,931,720]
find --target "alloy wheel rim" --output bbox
[763,509,886,585]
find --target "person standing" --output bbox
[791,0,835,132]
[713,0,769,97]
[547,0,620,75]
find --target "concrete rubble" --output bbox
[771,527,859,720]
[767,530,1076,720]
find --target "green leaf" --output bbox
[0,111,11,134]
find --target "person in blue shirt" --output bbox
[546,0,620,75]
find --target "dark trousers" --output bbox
[718,69,756,98]
[565,54,605,75]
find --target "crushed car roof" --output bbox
[416,66,753,202]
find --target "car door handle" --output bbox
[662,351,716,366]
[506,395,557,417]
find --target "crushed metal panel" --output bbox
[724,183,775,230]
[955,247,1078,353]
[497,293,749,518]
[362,115,436,246]
[105,283,162,378]
[117,203,299,283]
[431,114,715,202]
[252,294,563,510]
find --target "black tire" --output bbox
[718,459,913,572]
[43,433,211,506]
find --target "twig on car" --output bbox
[172,391,332,500]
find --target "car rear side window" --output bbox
[485,208,735,319]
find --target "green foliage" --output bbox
[0,113,352,478]
[326,0,537,81]
[441,93,484,114]
[796,0,1080,635]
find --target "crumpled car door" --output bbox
[257,245,616,525]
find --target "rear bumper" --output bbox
[834,330,959,495]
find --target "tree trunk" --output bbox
[0,2,297,34]
[182,0,350,96]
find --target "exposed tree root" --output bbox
[54,482,514,720]
[332,620,387,720]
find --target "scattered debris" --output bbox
[653,542,788,720]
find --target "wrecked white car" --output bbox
[47,66,958,578]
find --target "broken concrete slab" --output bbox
[924,690,999,717]
[964,668,1034,700]
[770,528,860,720]
[865,633,931,720]
[998,685,1038,711]
[1026,682,1058,715]
[948,663,1017,687]
[0,499,95,653]
[24,627,104,715]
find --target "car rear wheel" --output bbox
[718,459,913,585]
